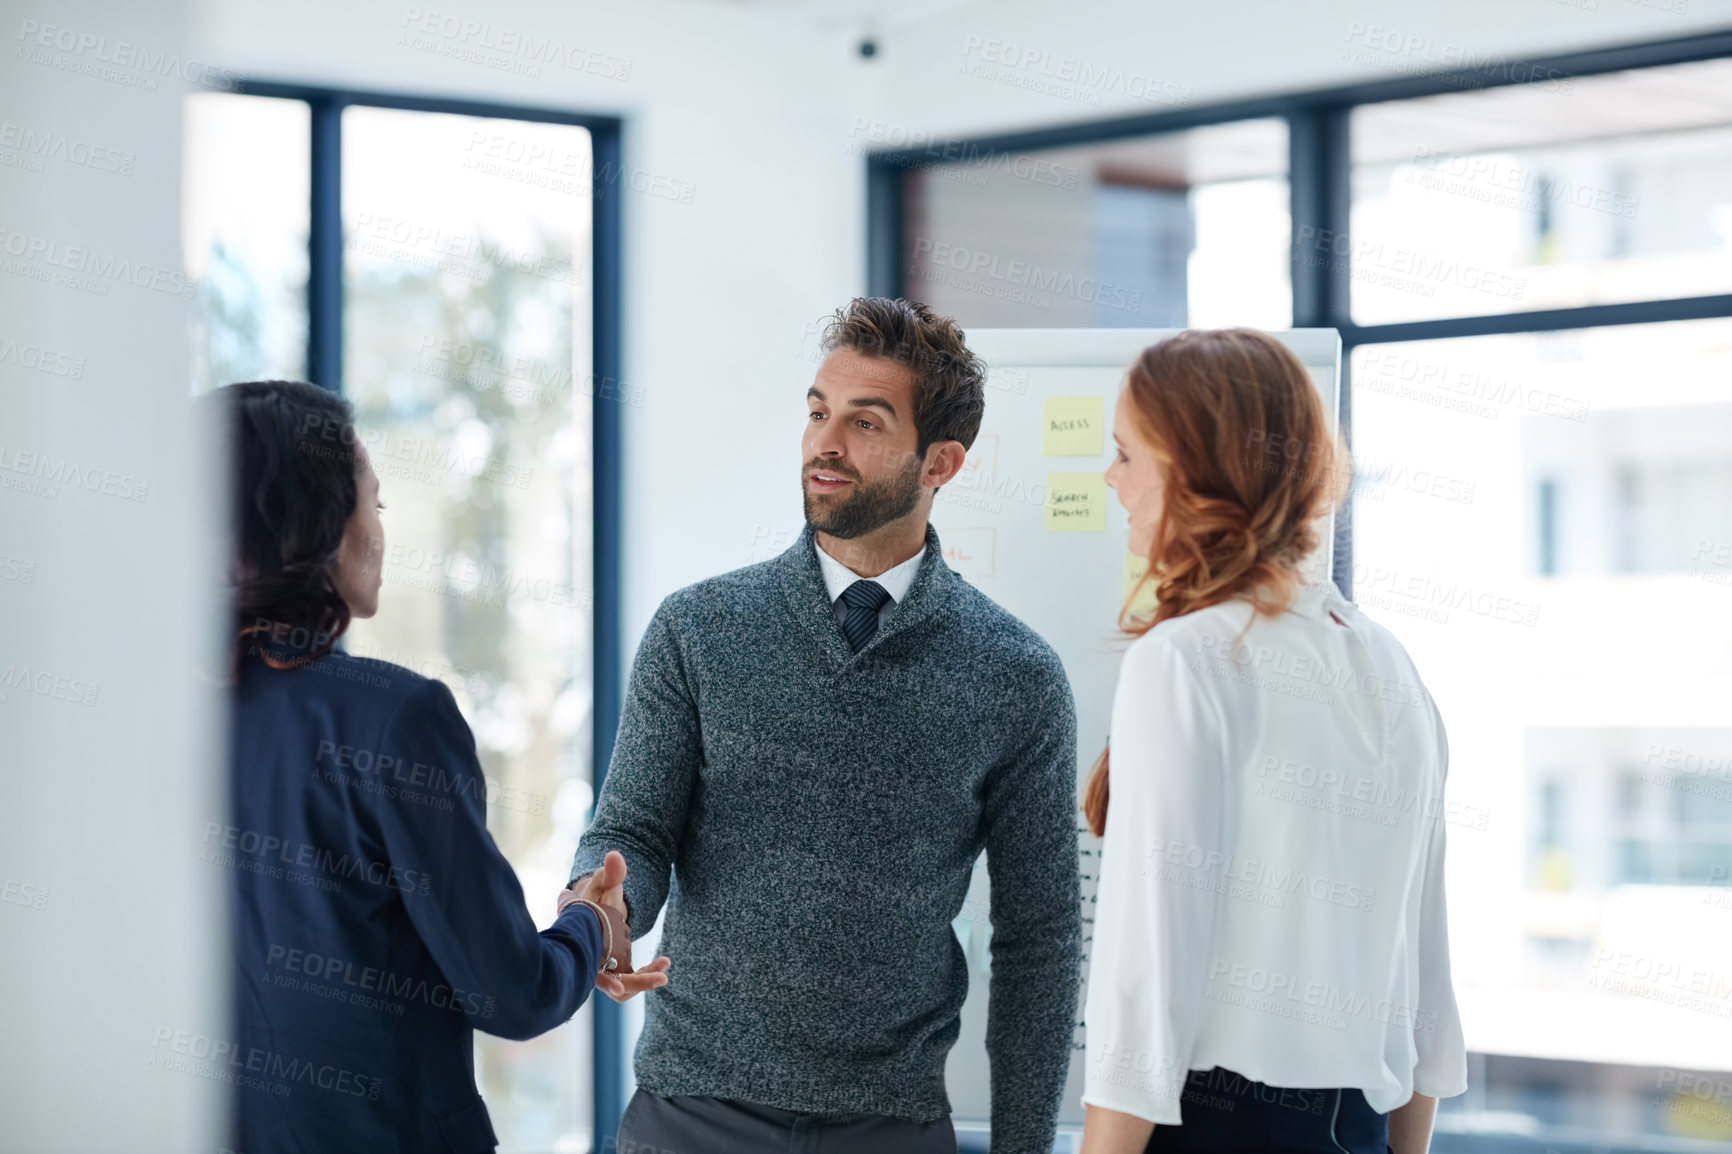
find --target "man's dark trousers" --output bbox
[614,1088,958,1154]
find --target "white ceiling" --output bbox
[1352,56,1732,163]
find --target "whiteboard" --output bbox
[932,329,1342,1149]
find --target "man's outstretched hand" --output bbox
[560,850,672,1002]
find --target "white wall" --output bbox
[0,1,226,1150]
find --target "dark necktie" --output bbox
[839,579,891,654]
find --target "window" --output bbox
[1342,249,1732,1154]
[342,103,596,1152]
[183,85,622,1154]
[183,93,309,389]
[870,33,1732,1154]
[900,118,1290,330]
[1350,57,1732,324]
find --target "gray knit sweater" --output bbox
[571,523,1081,1153]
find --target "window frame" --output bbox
[864,28,1732,597]
[228,78,630,1148]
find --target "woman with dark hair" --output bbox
[1079,332,1465,1154]
[210,380,669,1153]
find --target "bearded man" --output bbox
[570,296,1081,1154]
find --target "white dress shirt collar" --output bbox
[1289,579,1341,620]
[813,535,924,607]
[1244,577,1350,623]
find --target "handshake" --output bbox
[557,849,673,1002]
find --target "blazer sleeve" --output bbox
[372,676,604,1042]
[1082,636,1227,1126]
[1413,700,1468,1098]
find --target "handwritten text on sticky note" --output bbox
[1042,396,1104,456]
[1045,472,1106,532]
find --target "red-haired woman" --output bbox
[1080,331,1466,1154]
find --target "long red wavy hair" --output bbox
[1082,329,1349,838]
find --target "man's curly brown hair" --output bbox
[819,297,987,455]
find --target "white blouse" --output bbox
[1082,580,1467,1125]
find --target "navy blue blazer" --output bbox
[225,645,603,1153]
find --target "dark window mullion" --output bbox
[865,158,905,300]
[1294,105,1356,599]
[307,95,344,393]
[587,122,629,1152]
[1343,292,1732,349]
[1289,104,1351,331]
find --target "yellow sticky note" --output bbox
[1043,396,1104,456]
[1124,552,1158,617]
[1045,472,1105,532]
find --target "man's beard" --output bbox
[802,455,924,539]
